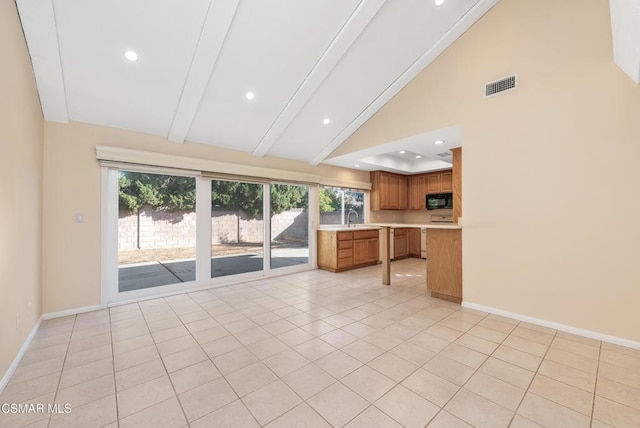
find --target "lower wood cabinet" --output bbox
[408,229,421,257]
[426,229,462,303]
[318,229,379,272]
[393,228,408,259]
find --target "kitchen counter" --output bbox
[367,222,462,230]
[318,225,381,231]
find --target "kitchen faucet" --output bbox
[347,210,359,228]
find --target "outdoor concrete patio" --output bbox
[119,249,309,292]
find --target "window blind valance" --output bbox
[96,145,371,190]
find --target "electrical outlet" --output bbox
[75,212,84,223]
[16,312,20,330]
[28,302,32,314]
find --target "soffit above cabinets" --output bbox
[323,125,461,174]
[16,0,497,164]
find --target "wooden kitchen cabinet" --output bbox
[318,229,379,272]
[370,171,408,210]
[372,169,452,209]
[425,170,453,194]
[426,229,462,303]
[440,171,453,192]
[408,228,421,257]
[353,230,380,265]
[393,228,408,259]
[408,175,426,210]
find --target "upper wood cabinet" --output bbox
[408,175,425,210]
[425,170,453,195]
[440,171,453,192]
[370,171,408,210]
[371,169,452,210]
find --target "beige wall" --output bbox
[0,1,44,377]
[335,0,640,342]
[42,121,370,313]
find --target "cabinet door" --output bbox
[380,173,400,209]
[353,239,368,265]
[408,229,421,256]
[398,175,408,210]
[366,238,379,262]
[440,171,453,192]
[426,173,441,194]
[408,175,424,210]
[394,234,408,258]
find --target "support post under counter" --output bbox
[380,226,390,285]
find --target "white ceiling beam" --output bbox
[610,0,640,84]
[167,0,239,143]
[16,0,68,123]
[251,0,386,157]
[308,0,500,166]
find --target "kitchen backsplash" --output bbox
[368,209,453,224]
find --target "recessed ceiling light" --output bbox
[245,91,255,100]
[354,164,361,168]
[323,118,330,125]
[124,50,138,62]
[415,155,422,159]
[399,150,406,154]
[435,0,445,6]
[434,140,445,145]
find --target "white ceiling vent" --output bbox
[485,74,517,97]
[437,152,451,158]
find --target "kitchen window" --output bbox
[319,187,366,225]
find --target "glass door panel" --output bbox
[118,171,196,292]
[270,184,309,269]
[211,180,265,278]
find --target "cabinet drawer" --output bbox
[337,231,353,241]
[353,230,379,240]
[337,257,353,268]
[338,248,353,259]
[338,240,352,249]
[394,228,407,236]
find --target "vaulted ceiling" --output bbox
[17,0,498,165]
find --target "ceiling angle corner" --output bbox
[166,0,240,144]
[16,0,69,123]
[251,0,387,159]
[310,0,500,167]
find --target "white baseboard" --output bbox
[462,301,640,351]
[0,318,42,394]
[42,304,103,320]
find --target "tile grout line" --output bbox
[293,284,454,427]
[181,268,433,426]
[137,299,195,427]
[46,314,77,428]
[417,310,508,426]
[108,306,121,428]
[337,302,492,427]
[185,290,332,428]
[590,340,603,428]
[508,328,558,427]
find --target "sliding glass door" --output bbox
[117,171,196,292]
[270,184,310,269]
[105,167,316,304]
[211,180,264,278]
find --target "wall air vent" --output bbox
[436,152,451,158]
[485,74,517,97]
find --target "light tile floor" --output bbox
[1,258,640,427]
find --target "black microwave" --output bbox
[426,193,453,210]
